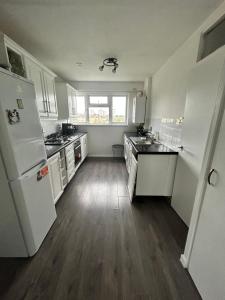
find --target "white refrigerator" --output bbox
[0,68,57,257]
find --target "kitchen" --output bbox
[0,1,225,300]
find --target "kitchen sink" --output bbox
[130,137,152,145]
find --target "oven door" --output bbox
[74,140,82,167]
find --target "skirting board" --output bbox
[88,154,114,157]
[180,254,188,268]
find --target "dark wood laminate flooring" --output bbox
[0,158,201,300]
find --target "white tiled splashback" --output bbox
[40,120,66,137]
[151,117,183,150]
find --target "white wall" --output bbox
[151,1,225,127]
[150,1,225,226]
[41,119,63,136]
[70,81,144,157]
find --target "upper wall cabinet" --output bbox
[55,82,76,120]
[0,32,58,119]
[0,33,27,78]
[132,95,146,124]
[25,58,58,119]
[43,71,58,118]
[25,58,47,117]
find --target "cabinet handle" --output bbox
[207,168,216,186]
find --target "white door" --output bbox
[10,161,57,256]
[43,71,57,118]
[25,58,48,117]
[0,71,46,180]
[48,153,63,204]
[189,102,225,300]
[171,47,225,226]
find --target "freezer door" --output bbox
[10,161,57,256]
[0,70,46,180]
[0,154,28,257]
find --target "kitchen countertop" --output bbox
[124,132,178,155]
[45,132,87,159]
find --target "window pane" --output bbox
[89,107,109,124]
[112,96,127,123]
[89,96,108,105]
[74,96,86,123]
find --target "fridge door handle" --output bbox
[12,159,48,182]
[207,168,216,186]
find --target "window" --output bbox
[112,96,127,123]
[73,94,128,125]
[74,96,86,123]
[89,96,108,105]
[89,107,109,124]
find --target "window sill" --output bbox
[73,123,129,127]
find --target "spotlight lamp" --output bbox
[99,57,118,74]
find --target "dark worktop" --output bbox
[124,132,178,155]
[45,132,87,159]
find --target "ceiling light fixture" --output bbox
[99,57,118,73]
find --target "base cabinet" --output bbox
[65,142,75,183]
[124,136,132,174]
[81,134,88,161]
[48,153,63,204]
[128,154,138,199]
[135,154,177,196]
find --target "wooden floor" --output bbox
[0,158,201,300]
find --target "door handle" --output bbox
[208,168,216,186]
[178,145,184,150]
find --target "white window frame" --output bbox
[73,92,129,126]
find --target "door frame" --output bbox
[181,46,225,268]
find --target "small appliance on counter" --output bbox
[136,123,145,136]
[62,123,78,136]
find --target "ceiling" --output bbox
[0,0,223,81]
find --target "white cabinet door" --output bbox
[124,136,128,160]
[56,83,77,119]
[189,103,225,300]
[25,58,48,117]
[81,134,88,161]
[43,71,58,118]
[126,141,133,174]
[136,154,177,196]
[65,142,75,182]
[67,85,73,117]
[48,153,63,204]
[132,96,146,124]
[71,89,76,117]
[128,154,138,201]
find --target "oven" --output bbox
[74,140,82,167]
